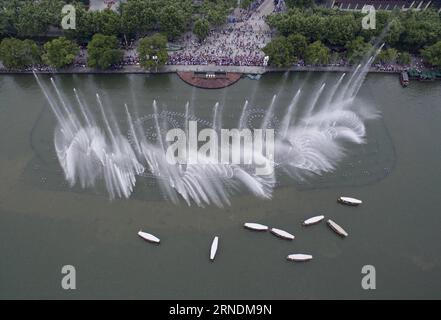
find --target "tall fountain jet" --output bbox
[34,46,380,207]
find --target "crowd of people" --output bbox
[168,0,273,66]
[24,64,55,72]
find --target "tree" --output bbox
[137,33,169,69]
[304,40,329,65]
[302,15,326,42]
[421,41,441,67]
[345,36,373,63]
[194,19,210,41]
[399,10,441,52]
[42,37,79,69]
[376,48,398,64]
[87,34,122,69]
[120,0,157,37]
[207,8,226,27]
[240,0,253,9]
[93,9,122,36]
[13,0,63,37]
[158,5,186,40]
[287,33,308,59]
[397,52,411,65]
[325,15,359,46]
[285,0,315,8]
[263,36,295,67]
[64,4,96,42]
[0,8,11,36]
[0,38,40,69]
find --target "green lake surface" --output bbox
[0,72,440,299]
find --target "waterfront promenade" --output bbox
[0,64,406,75]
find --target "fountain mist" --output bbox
[34,51,379,208]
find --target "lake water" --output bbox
[0,72,440,299]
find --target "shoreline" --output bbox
[0,65,406,75]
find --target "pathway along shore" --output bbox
[0,64,405,75]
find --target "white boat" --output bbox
[302,215,325,226]
[270,228,295,240]
[244,223,269,231]
[138,230,160,244]
[287,254,313,262]
[338,196,362,206]
[327,219,348,237]
[210,236,219,261]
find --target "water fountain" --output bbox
[33,47,382,208]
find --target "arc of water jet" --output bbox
[153,100,165,152]
[309,83,326,115]
[280,89,301,138]
[344,56,374,99]
[335,64,361,102]
[124,103,142,154]
[347,44,384,99]
[32,72,68,131]
[185,101,190,136]
[261,95,277,130]
[327,73,346,105]
[50,78,79,131]
[239,100,249,130]
[73,88,94,128]
[212,102,220,131]
[96,93,118,146]
[303,83,326,126]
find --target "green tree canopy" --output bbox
[399,10,441,52]
[158,5,187,40]
[137,33,169,69]
[0,38,40,69]
[120,0,157,37]
[397,52,411,65]
[92,9,122,36]
[194,19,210,41]
[11,0,63,37]
[42,37,79,69]
[325,15,359,46]
[345,36,373,64]
[376,48,398,64]
[64,4,96,42]
[87,34,122,69]
[263,36,295,67]
[304,40,329,65]
[287,33,308,59]
[421,41,441,67]
[202,0,232,26]
[285,0,315,8]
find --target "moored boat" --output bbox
[138,230,161,244]
[338,196,362,206]
[244,222,269,231]
[270,228,295,240]
[400,71,409,87]
[302,215,325,226]
[327,219,348,237]
[287,254,313,262]
[210,236,219,261]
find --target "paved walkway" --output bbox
[0,64,404,75]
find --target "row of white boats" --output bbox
[137,196,362,263]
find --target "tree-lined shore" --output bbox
[0,0,440,72]
[263,6,441,67]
